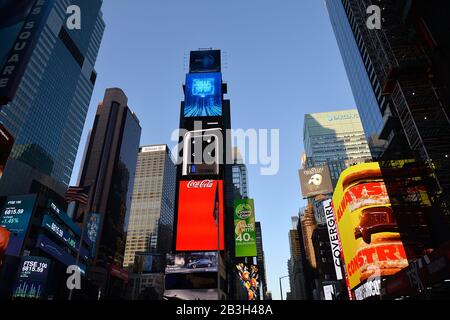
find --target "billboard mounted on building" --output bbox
[189,50,221,73]
[299,165,333,198]
[234,198,257,257]
[175,180,224,251]
[184,72,222,117]
[332,162,409,299]
[12,256,51,300]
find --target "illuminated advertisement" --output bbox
[0,123,14,178]
[322,199,343,280]
[164,289,218,300]
[299,166,333,198]
[184,72,222,117]
[332,162,409,297]
[0,194,37,256]
[236,263,260,300]
[36,234,87,272]
[41,214,78,251]
[189,50,221,73]
[12,256,51,300]
[0,226,10,265]
[166,252,218,274]
[0,0,55,104]
[234,199,257,257]
[176,180,224,251]
[85,212,101,257]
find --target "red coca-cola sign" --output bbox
[187,180,214,188]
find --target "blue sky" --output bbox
[70,0,356,300]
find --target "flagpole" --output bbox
[68,208,88,301]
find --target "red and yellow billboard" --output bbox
[176,180,224,251]
[333,162,409,293]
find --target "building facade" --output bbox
[0,0,105,196]
[75,88,141,298]
[123,145,176,267]
[231,147,249,199]
[255,221,267,299]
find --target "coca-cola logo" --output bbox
[187,180,214,188]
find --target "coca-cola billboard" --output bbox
[176,180,224,251]
[187,180,214,188]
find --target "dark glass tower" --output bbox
[0,0,105,196]
[75,88,141,298]
[255,221,268,299]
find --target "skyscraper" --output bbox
[231,147,249,199]
[325,0,450,248]
[0,0,105,196]
[303,109,371,184]
[255,221,267,299]
[75,88,141,298]
[123,145,176,267]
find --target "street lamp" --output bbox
[279,275,289,300]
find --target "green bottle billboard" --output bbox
[234,199,257,257]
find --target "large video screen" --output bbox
[12,256,51,300]
[176,180,224,251]
[166,252,218,274]
[234,199,257,258]
[0,194,37,256]
[184,72,222,117]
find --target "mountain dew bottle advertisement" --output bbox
[234,198,257,257]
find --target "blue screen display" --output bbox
[184,72,222,117]
[0,194,37,256]
[12,256,51,300]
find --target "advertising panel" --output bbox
[41,214,77,251]
[0,123,14,178]
[332,162,409,296]
[299,166,333,198]
[234,199,257,257]
[36,234,87,272]
[323,199,343,280]
[236,263,260,300]
[189,50,221,73]
[176,180,224,251]
[0,0,55,104]
[166,252,218,274]
[164,289,218,300]
[85,212,101,257]
[12,256,51,299]
[0,194,37,256]
[0,226,10,265]
[184,72,222,117]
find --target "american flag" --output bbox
[64,185,91,205]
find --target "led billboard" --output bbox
[236,263,260,300]
[176,180,224,251]
[85,212,101,258]
[12,256,51,300]
[234,199,257,257]
[0,123,14,178]
[166,252,218,274]
[189,50,221,73]
[0,226,10,265]
[184,72,222,117]
[299,166,333,198]
[332,162,409,297]
[0,194,37,256]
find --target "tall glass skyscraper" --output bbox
[123,145,176,267]
[325,0,385,158]
[303,109,371,184]
[0,0,105,196]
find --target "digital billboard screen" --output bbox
[12,256,51,300]
[236,263,260,300]
[0,194,37,256]
[0,123,14,178]
[0,226,10,265]
[184,72,222,117]
[85,212,101,257]
[299,165,333,198]
[332,162,409,298]
[176,180,224,251]
[234,199,257,258]
[166,252,218,274]
[189,50,221,73]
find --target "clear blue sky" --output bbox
[70,0,356,300]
